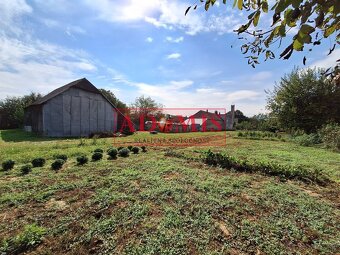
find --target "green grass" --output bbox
[0,130,339,254]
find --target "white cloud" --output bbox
[39,18,87,38]
[0,36,97,98]
[85,0,160,22]
[167,53,181,59]
[310,49,340,69]
[166,36,184,43]
[41,18,59,28]
[86,0,241,35]
[0,0,32,35]
[122,79,262,116]
[250,71,273,82]
[65,26,87,37]
[0,0,99,99]
[146,37,153,43]
[33,0,80,14]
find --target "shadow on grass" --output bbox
[0,129,72,142]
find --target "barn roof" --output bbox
[27,78,116,109]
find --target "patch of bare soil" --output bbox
[217,220,231,238]
[45,198,68,210]
[163,171,182,180]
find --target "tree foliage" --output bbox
[266,67,340,133]
[130,95,163,127]
[0,92,43,129]
[99,89,130,131]
[187,0,339,72]
[99,89,127,110]
[234,109,248,122]
[235,113,280,132]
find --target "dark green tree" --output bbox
[0,92,43,129]
[99,89,129,132]
[266,67,340,132]
[99,89,127,110]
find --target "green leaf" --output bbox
[291,0,302,9]
[205,1,210,11]
[275,0,289,13]
[324,23,336,38]
[253,11,261,27]
[298,33,312,44]
[248,11,256,20]
[237,0,243,10]
[279,24,286,37]
[315,11,324,28]
[300,24,315,35]
[284,9,294,26]
[293,39,303,51]
[233,0,237,8]
[262,1,268,13]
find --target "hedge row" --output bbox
[202,150,330,185]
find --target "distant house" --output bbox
[24,78,118,137]
[188,105,236,131]
[144,105,236,133]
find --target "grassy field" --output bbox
[0,130,339,254]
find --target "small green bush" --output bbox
[51,159,65,171]
[2,160,15,171]
[76,155,89,165]
[31,158,46,168]
[131,147,139,154]
[94,148,104,153]
[117,146,124,151]
[92,152,103,161]
[128,145,133,151]
[0,224,46,254]
[20,164,32,175]
[53,154,67,161]
[320,123,340,151]
[118,148,130,157]
[141,146,147,152]
[294,133,321,147]
[107,148,118,159]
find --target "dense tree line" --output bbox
[0,93,42,129]
[267,67,340,133]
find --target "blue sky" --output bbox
[0,0,338,116]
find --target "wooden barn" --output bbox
[24,78,118,137]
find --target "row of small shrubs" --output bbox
[202,150,330,185]
[1,146,148,173]
[76,146,147,165]
[237,131,284,141]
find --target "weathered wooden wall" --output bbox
[43,88,117,137]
